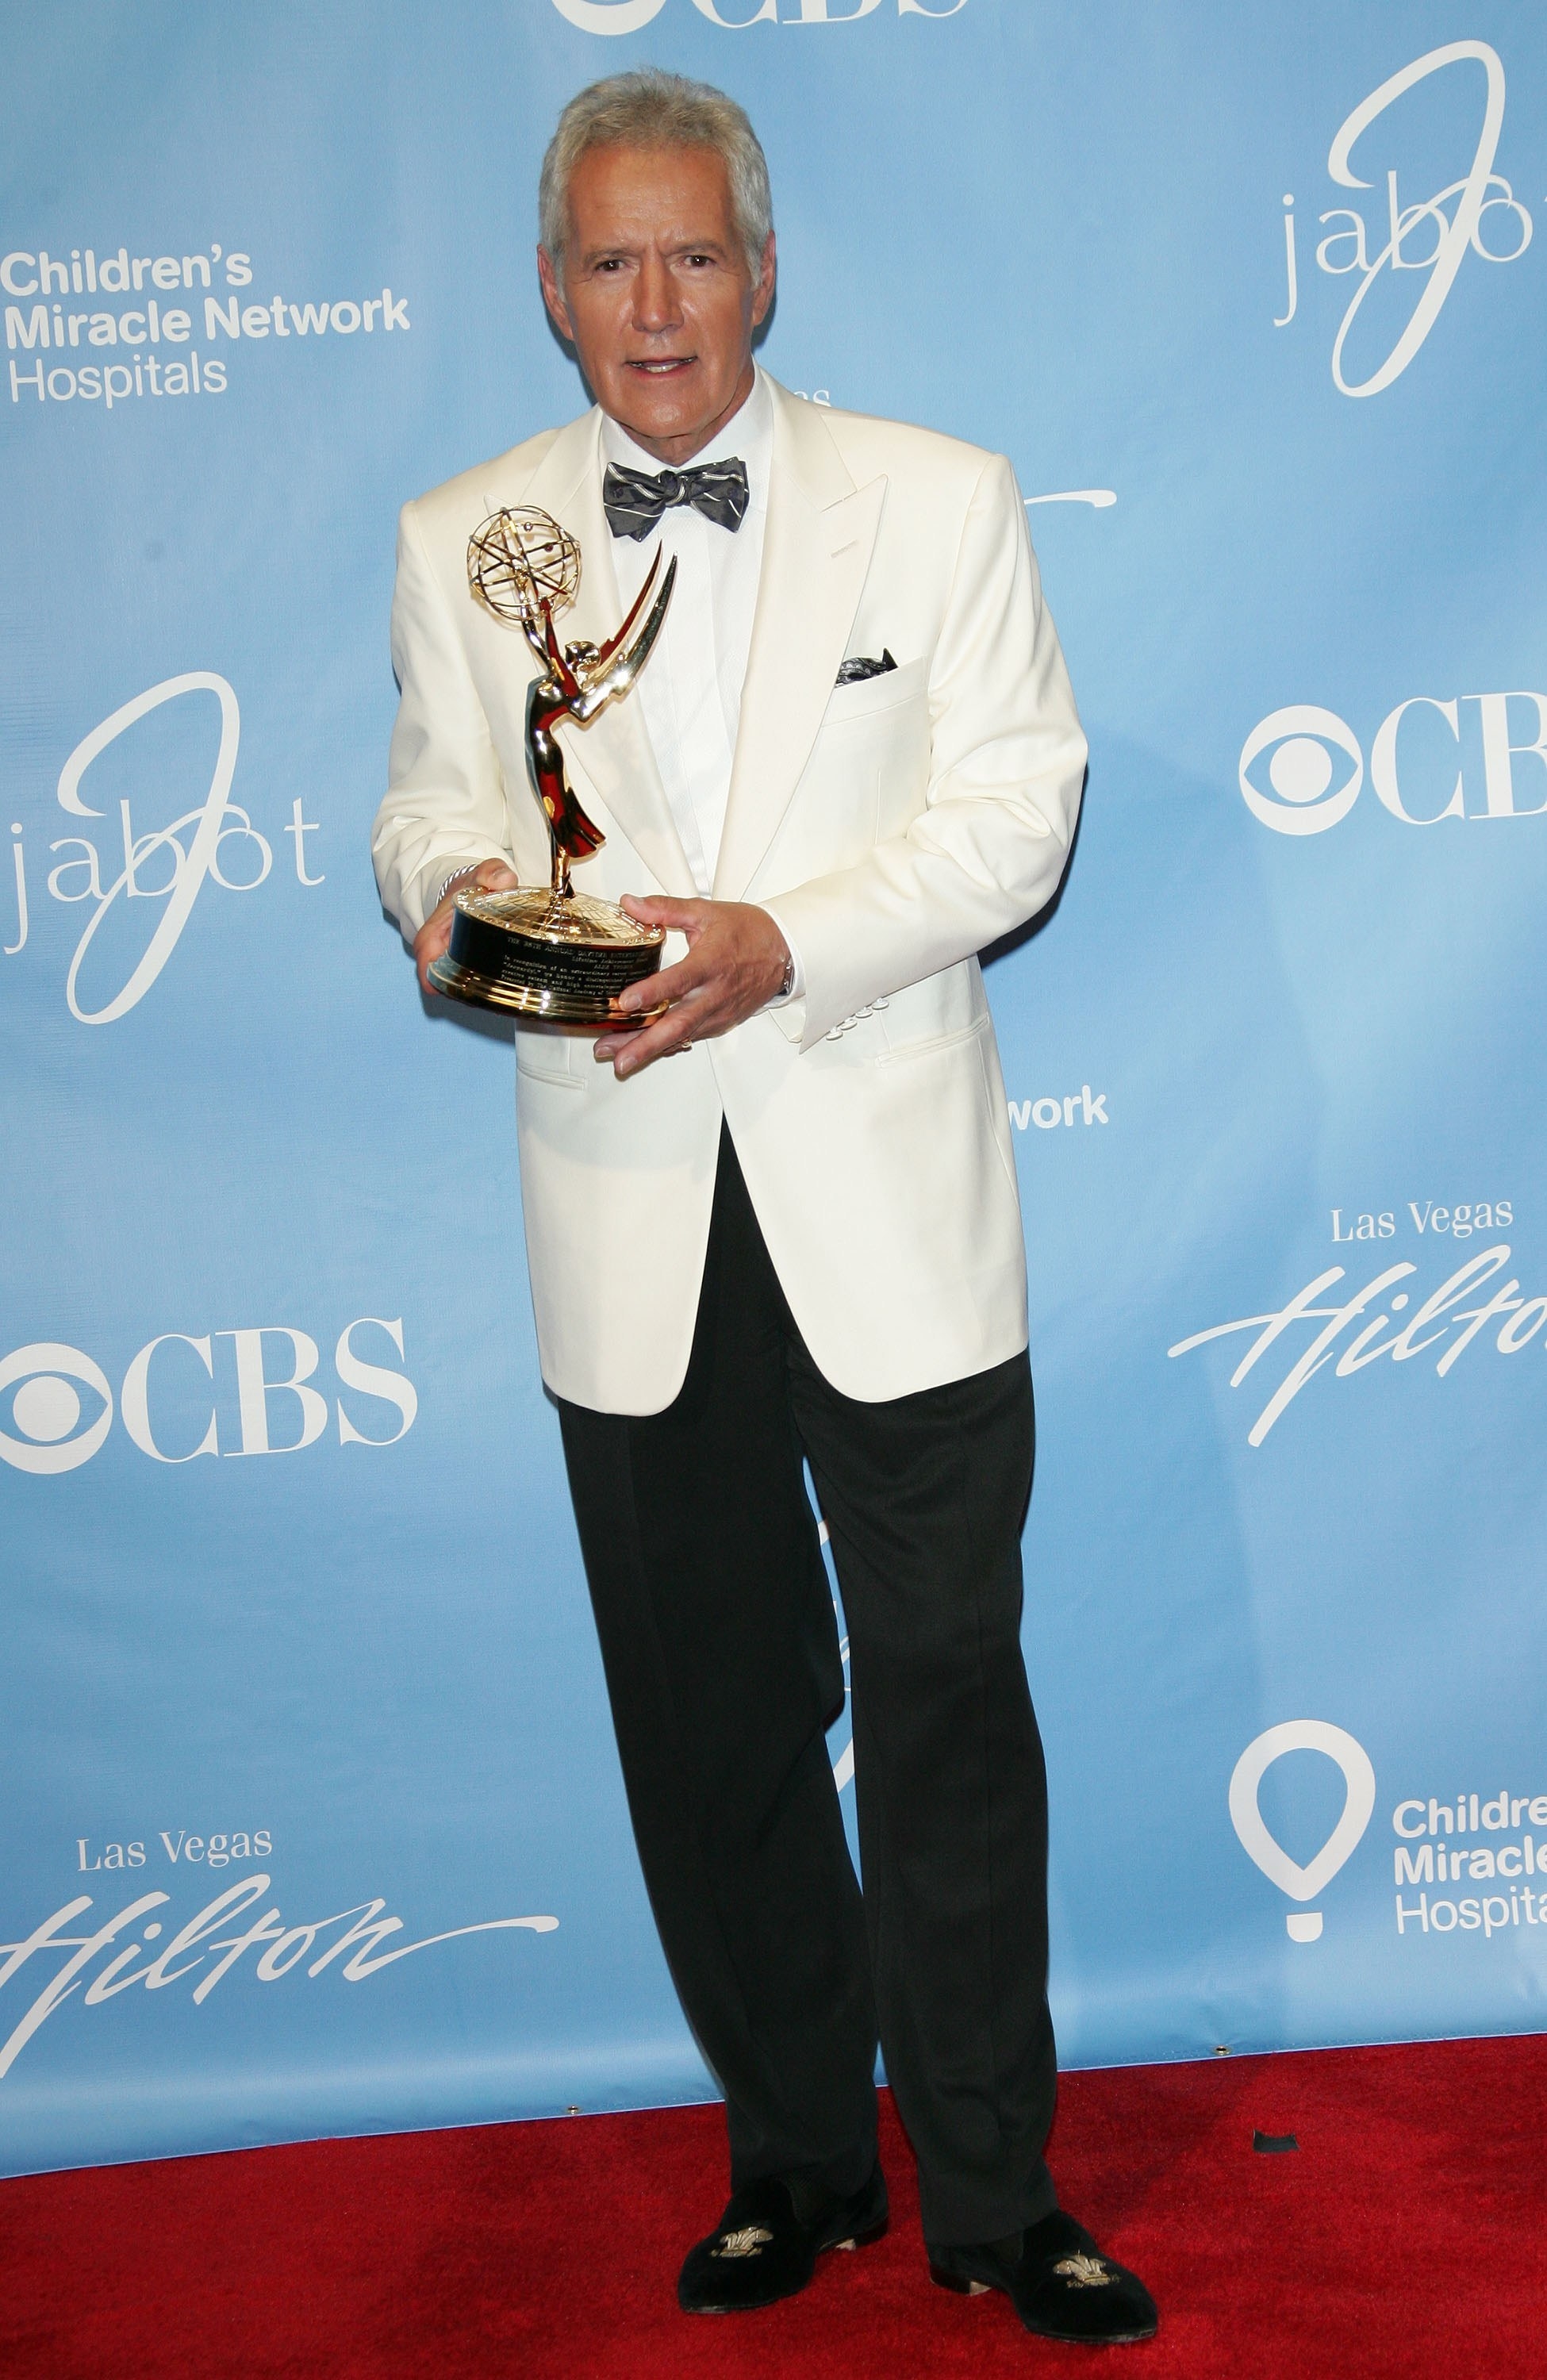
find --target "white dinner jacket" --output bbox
[373,374,1087,1413]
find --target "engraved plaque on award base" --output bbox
[431,885,666,1025]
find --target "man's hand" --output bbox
[593,896,790,1080]
[413,859,520,996]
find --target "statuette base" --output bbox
[428,885,666,1027]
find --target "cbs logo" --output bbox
[0,1343,114,1474]
[1239,693,1547,835]
[547,0,963,30]
[0,1319,416,1476]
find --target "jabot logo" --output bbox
[2,671,324,1022]
[547,0,964,31]
[1230,1722,1376,1942]
[1273,41,1534,397]
[1239,692,1547,835]
[0,1318,416,1475]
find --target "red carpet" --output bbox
[3,2036,1543,2378]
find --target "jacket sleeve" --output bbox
[760,452,1087,1051]
[371,498,516,941]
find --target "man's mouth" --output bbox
[626,357,696,377]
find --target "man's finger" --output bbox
[597,979,717,1069]
[620,892,708,932]
[595,1009,695,1076]
[416,860,521,992]
[415,912,453,992]
[597,964,774,1069]
[617,950,711,1014]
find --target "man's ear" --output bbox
[537,247,574,341]
[751,232,777,330]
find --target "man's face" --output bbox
[538,143,775,466]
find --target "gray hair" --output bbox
[539,69,774,284]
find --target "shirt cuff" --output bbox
[412,853,498,937]
[757,902,805,1006]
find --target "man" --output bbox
[374,68,1157,2348]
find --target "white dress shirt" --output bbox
[601,369,772,896]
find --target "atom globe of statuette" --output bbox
[467,508,582,631]
[428,504,678,1027]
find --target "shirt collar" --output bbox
[601,366,772,514]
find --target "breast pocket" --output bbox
[765,662,931,887]
[820,655,927,727]
[820,659,932,843]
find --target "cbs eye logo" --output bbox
[1238,705,1363,836]
[1238,690,1547,835]
[0,1343,113,1474]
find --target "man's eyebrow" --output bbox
[579,233,731,261]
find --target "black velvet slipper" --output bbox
[928,2206,1158,2344]
[678,2165,889,2314]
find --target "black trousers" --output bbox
[557,1128,1058,2245]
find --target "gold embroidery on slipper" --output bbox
[711,2225,775,2259]
[1054,2253,1115,2289]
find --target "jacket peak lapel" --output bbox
[714,389,887,903]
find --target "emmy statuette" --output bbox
[428,506,678,1025]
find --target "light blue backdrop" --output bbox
[2,1,1545,2176]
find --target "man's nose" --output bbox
[631,253,681,335]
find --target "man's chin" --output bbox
[603,369,734,456]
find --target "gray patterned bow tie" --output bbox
[602,458,750,541]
